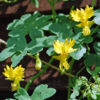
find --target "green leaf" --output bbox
[46,47,55,56]
[14,88,31,100]
[27,37,47,49]
[28,47,43,55]
[7,12,51,34]
[20,13,31,22]
[32,11,41,18]
[8,26,27,37]
[29,28,44,40]
[94,16,100,25]
[44,36,57,47]
[27,39,44,54]
[70,77,87,99]
[7,36,27,52]
[84,54,100,67]
[93,42,100,55]
[72,32,93,44]
[11,50,27,67]
[49,23,74,39]
[27,36,56,55]
[84,54,100,76]
[27,36,56,50]
[7,19,19,30]
[94,9,100,16]
[0,46,15,61]
[70,44,86,60]
[31,84,56,100]
[79,36,93,44]
[7,14,31,30]
[24,14,51,32]
[94,9,100,25]
[86,66,100,76]
[31,0,39,8]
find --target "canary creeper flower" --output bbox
[53,38,77,71]
[3,65,25,91]
[70,5,94,36]
[53,54,69,70]
[54,39,77,54]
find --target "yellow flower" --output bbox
[77,20,94,36]
[54,39,77,55]
[3,65,24,82]
[53,38,77,70]
[70,5,94,22]
[64,39,77,53]
[70,8,81,22]
[14,65,24,82]
[70,5,94,36]
[3,65,15,81]
[53,54,69,70]
[3,65,25,91]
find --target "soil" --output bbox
[0,0,99,17]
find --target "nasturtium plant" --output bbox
[0,0,100,99]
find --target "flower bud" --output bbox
[35,53,42,70]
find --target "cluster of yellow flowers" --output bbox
[3,65,25,91]
[53,38,77,71]
[70,5,94,36]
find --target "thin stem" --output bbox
[0,39,7,45]
[70,5,75,11]
[89,76,92,82]
[25,57,54,91]
[91,26,99,36]
[76,66,85,77]
[28,54,74,77]
[91,0,96,8]
[67,59,75,100]
[48,0,57,21]
[79,94,83,100]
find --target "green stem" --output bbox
[79,94,83,100]
[25,57,53,91]
[89,76,92,82]
[91,26,99,36]
[70,5,75,11]
[25,54,74,91]
[76,66,85,77]
[91,0,96,8]
[86,44,90,53]
[67,59,75,100]
[48,0,57,21]
[28,54,74,77]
